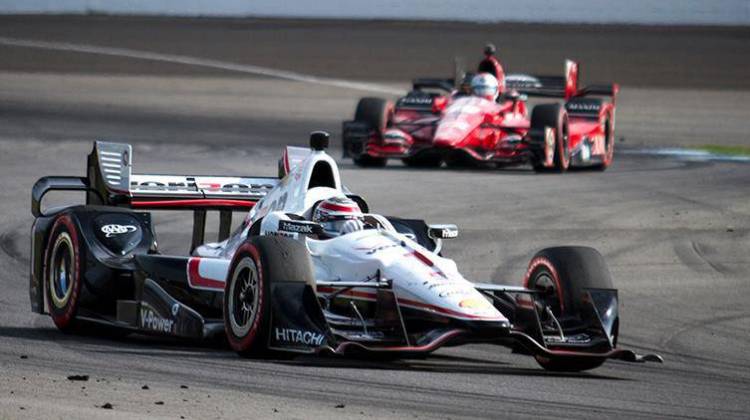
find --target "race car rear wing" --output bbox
[32,141,280,248]
[411,78,456,93]
[505,60,618,102]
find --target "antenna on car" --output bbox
[310,131,330,151]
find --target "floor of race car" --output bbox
[0,16,748,420]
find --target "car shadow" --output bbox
[274,351,629,380]
[0,325,629,380]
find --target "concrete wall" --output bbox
[0,0,747,25]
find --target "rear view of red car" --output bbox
[342,44,618,172]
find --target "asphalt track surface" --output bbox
[0,16,749,419]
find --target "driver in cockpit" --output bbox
[470,72,500,102]
[311,196,366,238]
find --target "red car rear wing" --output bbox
[505,60,618,102]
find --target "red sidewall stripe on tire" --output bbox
[225,242,265,352]
[523,256,565,312]
[45,215,81,328]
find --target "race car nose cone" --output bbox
[310,131,330,151]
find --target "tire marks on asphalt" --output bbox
[0,37,403,95]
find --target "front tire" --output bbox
[223,236,315,357]
[523,246,617,371]
[44,215,83,332]
[531,104,570,173]
[351,97,393,168]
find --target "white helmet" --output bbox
[471,72,499,101]
[312,196,365,237]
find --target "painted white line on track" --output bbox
[621,148,750,163]
[0,36,404,95]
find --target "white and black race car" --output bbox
[29,132,661,371]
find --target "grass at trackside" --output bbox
[695,145,750,156]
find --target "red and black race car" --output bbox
[342,44,618,172]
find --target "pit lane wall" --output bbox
[1,0,748,25]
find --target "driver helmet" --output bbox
[312,196,365,237]
[471,72,499,101]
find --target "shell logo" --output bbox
[459,298,491,309]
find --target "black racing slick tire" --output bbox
[523,246,617,372]
[223,236,315,357]
[352,97,392,168]
[592,111,615,171]
[44,214,84,332]
[355,97,392,133]
[531,104,570,173]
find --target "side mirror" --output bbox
[428,224,458,240]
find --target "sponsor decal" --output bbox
[278,220,314,234]
[274,328,325,346]
[401,96,433,105]
[506,74,542,89]
[171,303,180,316]
[567,102,600,113]
[438,289,470,298]
[254,192,289,215]
[459,298,491,309]
[140,307,174,333]
[356,243,399,255]
[417,278,472,298]
[100,224,137,238]
[131,179,274,194]
[440,228,458,239]
[269,231,297,239]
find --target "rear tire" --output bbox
[531,104,570,173]
[523,246,617,372]
[592,112,615,171]
[223,236,315,357]
[44,214,84,332]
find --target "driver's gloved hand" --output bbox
[340,219,364,235]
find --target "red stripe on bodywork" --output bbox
[410,250,434,267]
[132,199,255,209]
[283,149,290,175]
[319,202,359,212]
[187,258,225,291]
